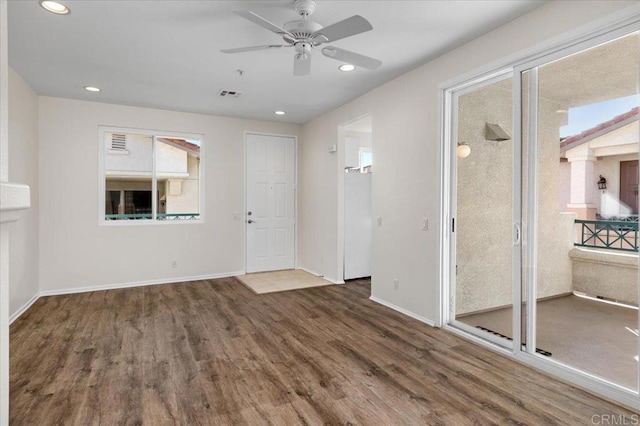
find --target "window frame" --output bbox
[98,126,204,226]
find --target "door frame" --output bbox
[243,131,298,274]
[620,160,639,215]
[443,69,518,351]
[337,113,373,285]
[439,10,640,411]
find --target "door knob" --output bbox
[247,219,254,224]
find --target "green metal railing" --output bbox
[574,219,638,252]
[105,213,200,221]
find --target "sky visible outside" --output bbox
[560,94,639,138]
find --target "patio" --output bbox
[460,294,638,390]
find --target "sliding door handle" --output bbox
[514,223,521,246]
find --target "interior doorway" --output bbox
[342,116,373,281]
[245,133,296,273]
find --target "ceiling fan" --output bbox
[221,0,382,76]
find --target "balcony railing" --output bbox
[105,213,200,221]
[574,219,638,252]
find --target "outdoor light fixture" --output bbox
[598,175,607,190]
[339,64,356,72]
[457,142,471,159]
[84,86,101,92]
[275,110,286,116]
[485,123,511,141]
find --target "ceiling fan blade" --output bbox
[221,45,287,54]
[294,54,311,76]
[234,10,296,40]
[312,15,373,44]
[322,46,382,70]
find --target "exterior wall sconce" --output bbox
[597,175,607,190]
[457,142,471,158]
[485,123,511,141]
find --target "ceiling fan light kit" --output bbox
[221,0,382,76]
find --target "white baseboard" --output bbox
[369,296,436,327]
[39,271,246,297]
[9,293,39,325]
[297,267,344,285]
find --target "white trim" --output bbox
[445,324,640,412]
[9,293,39,324]
[243,131,298,274]
[297,267,344,285]
[39,271,245,297]
[526,66,539,355]
[369,296,436,327]
[450,319,514,349]
[338,113,374,286]
[152,135,157,220]
[297,267,323,277]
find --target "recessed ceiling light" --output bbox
[339,64,356,72]
[40,1,70,14]
[275,111,286,116]
[84,86,101,92]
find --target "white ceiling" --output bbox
[8,0,545,124]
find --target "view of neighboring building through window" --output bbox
[102,128,202,222]
[359,148,372,169]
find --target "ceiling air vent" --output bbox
[111,133,127,150]
[218,90,243,98]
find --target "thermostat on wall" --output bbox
[328,144,337,153]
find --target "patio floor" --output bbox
[460,294,638,390]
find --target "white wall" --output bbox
[0,1,10,422]
[38,97,300,293]
[297,0,637,323]
[8,68,39,317]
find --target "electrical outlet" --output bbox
[393,278,399,290]
[171,260,177,268]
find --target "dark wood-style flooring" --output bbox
[10,278,635,424]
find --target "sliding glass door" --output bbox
[448,26,640,400]
[449,72,518,349]
[519,31,639,391]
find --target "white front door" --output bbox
[246,133,296,273]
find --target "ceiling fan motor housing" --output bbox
[283,19,322,42]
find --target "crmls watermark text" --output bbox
[592,414,640,425]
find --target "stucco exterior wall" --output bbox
[570,248,638,304]
[157,141,188,177]
[166,154,200,214]
[456,78,514,314]
[456,81,575,315]
[105,133,152,175]
[534,95,575,302]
